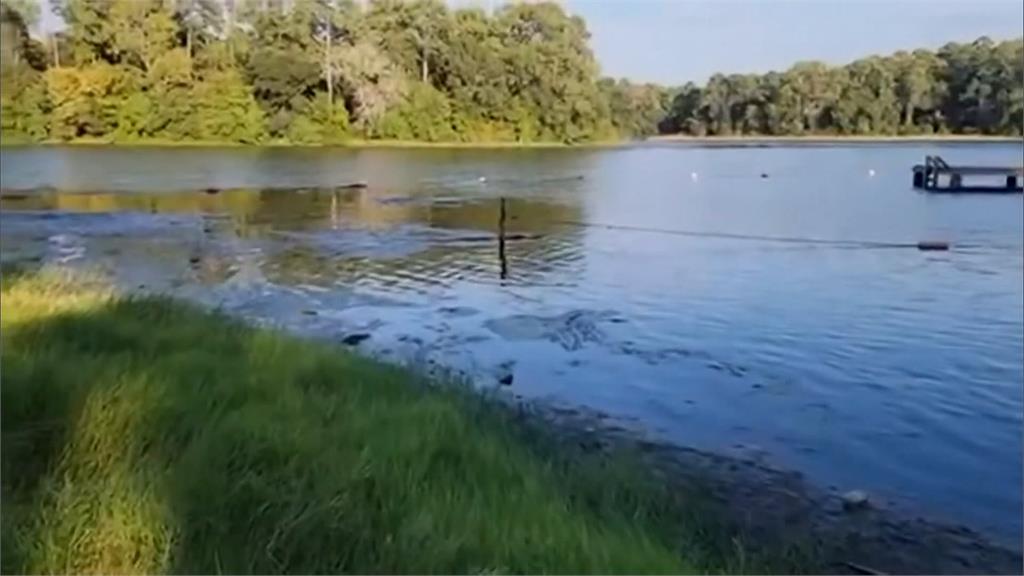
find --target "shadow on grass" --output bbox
[1,271,809,574]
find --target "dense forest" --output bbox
[660,36,1024,137]
[0,0,1021,145]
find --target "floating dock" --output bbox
[912,155,1023,193]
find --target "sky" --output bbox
[38,0,1024,86]
[568,0,1024,85]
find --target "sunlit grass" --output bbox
[1,267,777,574]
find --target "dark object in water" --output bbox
[760,173,769,179]
[496,359,515,385]
[301,309,318,316]
[337,181,368,190]
[452,233,542,243]
[843,561,887,575]
[341,333,371,346]
[841,489,871,511]
[376,196,416,205]
[916,241,950,252]
[204,183,365,195]
[188,255,201,264]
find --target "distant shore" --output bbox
[646,134,1024,145]
[2,134,1021,150]
[0,136,625,150]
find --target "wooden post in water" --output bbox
[498,197,508,280]
[331,190,338,229]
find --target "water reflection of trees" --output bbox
[3,187,586,289]
[253,190,587,289]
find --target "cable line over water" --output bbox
[549,219,964,251]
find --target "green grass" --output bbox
[0,267,777,574]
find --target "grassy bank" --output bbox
[0,268,771,574]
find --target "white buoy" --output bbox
[478,176,487,183]
[690,171,698,181]
[868,169,876,177]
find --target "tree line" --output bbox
[0,0,1020,145]
[1,0,658,144]
[660,36,1023,137]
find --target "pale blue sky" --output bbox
[39,0,1024,86]
[569,0,1024,84]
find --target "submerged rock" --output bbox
[842,489,871,511]
[496,361,515,386]
[341,333,371,346]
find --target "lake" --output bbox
[2,142,1022,545]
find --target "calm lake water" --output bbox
[2,143,1022,544]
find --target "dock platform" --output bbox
[912,155,1023,193]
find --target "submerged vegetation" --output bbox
[0,0,1020,146]
[0,267,790,574]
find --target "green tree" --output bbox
[435,8,509,138]
[113,92,152,140]
[2,0,38,29]
[834,57,898,134]
[334,40,406,132]
[145,48,196,139]
[1,0,47,69]
[44,62,138,139]
[494,2,608,142]
[374,81,452,141]
[286,92,348,143]
[194,69,266,143]
[660,82,703,135]
[175,0,223,60]
[54,0,116,64]
[892,50,943,133]
[365,0,449,85]
[1,63,49,139]
[108,0,178,72]
[10,1,1021,143]
[599,78,668,138]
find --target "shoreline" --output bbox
[537,405,1023,575]
[0,137,627,150]
[645,134,1024,145]
[3,262,1020,574]
[0,265,779,574]
[2,134,1021,151]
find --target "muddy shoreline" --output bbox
[2,247,1020,574]
[525,404,1022,575]
[137,279,1024,575]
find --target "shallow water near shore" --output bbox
[2,143,1022,547]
